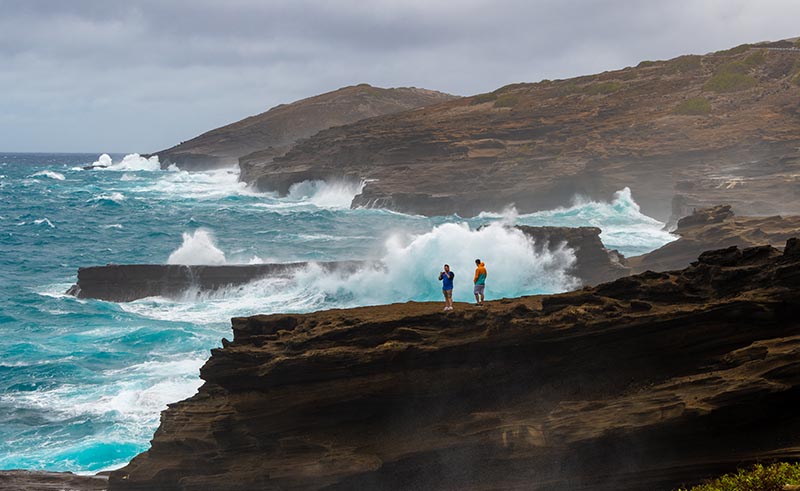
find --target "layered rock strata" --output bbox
[152,84,455,171]
[0,470,107,490]
[240,42,800,219]
[111,240,800,490]
[629,205,800,273]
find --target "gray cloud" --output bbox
[1,0,798,152]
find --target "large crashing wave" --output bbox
[148,221,578,324]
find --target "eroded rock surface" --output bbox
[240,44,800,219]
[0,470,107,491]
[110,240,800,490]
[630,205,800,273]
[152,84,455,171]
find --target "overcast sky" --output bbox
[1,0,798,153]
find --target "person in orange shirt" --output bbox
[473,259,487,305]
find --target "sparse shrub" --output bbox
[674,97,711,115]
[620,70,639,80]
[794,73,800,86]
[582,81,623,95]
[743,49,767,68]
[494,94,519,108]
[471,92,498,104]
[675,462,800,491]
[705,71,757,92]
[637,60,659,68]
[668,55,703,73]
[795,39,800,48]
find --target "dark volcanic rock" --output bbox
[629,205,800,273]
[516,225,629,286]
[0,470,107,490]
[240,42,800,218]
[152,84,455,171]
[110,240,800,491]
[67,262,360,302]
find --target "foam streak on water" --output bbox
[0,153,676,473]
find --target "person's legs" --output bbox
[443,289,449,310]
[475,285,485,305]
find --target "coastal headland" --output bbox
[107,239,800,490]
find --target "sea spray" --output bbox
[287,179,365,208]
[93,153,161,172]
[294,221,578,306]
[167,229,227,265]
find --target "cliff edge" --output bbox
[110,239,800,490]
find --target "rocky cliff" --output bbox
[240,41,800,219]
[629,205,800,273]
[152,84,455,171]
[110,239,800,491]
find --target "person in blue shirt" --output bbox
[439,264,455,311]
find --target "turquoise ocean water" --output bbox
[0,152,675,473]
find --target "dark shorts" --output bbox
[474,284,485,295]
[442,289,453,299]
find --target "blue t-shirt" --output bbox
[441,271,454,290]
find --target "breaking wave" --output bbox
[31,170,65,180]
[167,229,227,265]
[93,153,161,172]
[287,179,365,208]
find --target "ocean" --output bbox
[0,152,676,473]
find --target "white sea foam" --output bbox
[93,153,161,172]
[88,192,126,204]
[31,170,65,180]
[130,166,261,200]
[33,218,55,228]
[167,229,227,265]
[287,179,365,208]
[102,223,124,229]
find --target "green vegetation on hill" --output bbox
[705,71,757,92]
[667,55,703,73]
[674,97,711,115]
[494,94,520,107]
[705,55,760,93]
[471,92,498,104]
[676,462,800,491]
[582,81,623,95]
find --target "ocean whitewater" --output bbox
[0,152,676,473]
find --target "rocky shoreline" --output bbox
[105,238,800,490]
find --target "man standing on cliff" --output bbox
[439,264,455,311]
[473,259,487,305]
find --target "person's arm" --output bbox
[474,269,479,283]
[449,272,454,280]
[438,272,444,281]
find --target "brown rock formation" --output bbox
[110,240,800,491]
[630,205,800,273]
[153,84,456,171]
[66,262,360,302]
[0,470,107,490]
[516,226,629,285]
[240,41,800,219]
